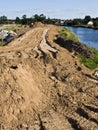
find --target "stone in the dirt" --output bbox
[94,70,98,78]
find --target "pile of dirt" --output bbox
[15,25,30,37]
[0,24,98,130]
[33,22,45,28]
[55,36,94,58]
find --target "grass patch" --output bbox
[78,48,98,69]
[0,42,7,46]
[5,27,18,31]
[59,28,79,42]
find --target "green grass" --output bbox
[58,28,79,42]
[78,48,98,69]
[5,27,18,31]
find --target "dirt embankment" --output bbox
[0,24,98,130]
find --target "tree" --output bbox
[22,15,27,19]
[21,14,27,25]
[83,16,91,24]
[15,17,21,24]
[33,14,46,23]
[0,16,8,24]
[33,14,39,22]
[94,20,98,27]
[73,18,83,25]
[39,14,46,22]
[26,18,33,26]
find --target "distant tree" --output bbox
[33,14,39,22]
[15,17,21,24]
[39,14,46,22]
[21,14,27,25]
[22,14,27,19]
[33,14,46,23]
[94,20,98,27]
[27,18,33,25]
[73,18,83,25]
[83,15,91,24]
[67,21,73,26]
[45,17,52,24]
[96,17,98,21]
[0,15,8,24]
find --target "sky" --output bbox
[0,0,98,19]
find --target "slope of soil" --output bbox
[0,24,98,130]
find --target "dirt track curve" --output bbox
[0,24,98,130]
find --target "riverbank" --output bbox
[58,27,98,69]
[63,26,98,50]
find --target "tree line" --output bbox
[0,14,53,25]
[67,16,98,28]
[0,14,98,28]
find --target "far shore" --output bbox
[60,25,98,30]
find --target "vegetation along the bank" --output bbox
[78,48,98,69]
[58,28,79,42]
[59,28,98,69]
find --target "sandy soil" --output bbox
[0,24,98,130]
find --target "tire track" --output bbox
[33,29,58,58]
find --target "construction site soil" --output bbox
[0,24,98,130]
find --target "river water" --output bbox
[63,26,98,50]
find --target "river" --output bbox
[62,26,98,50]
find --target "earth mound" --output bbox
[0,24,98,130]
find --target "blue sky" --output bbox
[0,0,98,19]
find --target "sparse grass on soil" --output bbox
[58,28,79,42]
[5,27,15,31]
[78,48,98,69]
[0,42,7,46]
[5,26,18,31]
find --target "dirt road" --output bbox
[0,24,98,130]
